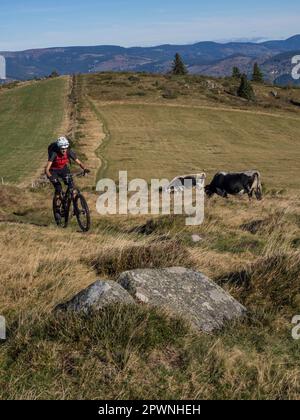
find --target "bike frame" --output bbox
[60,173,83,218]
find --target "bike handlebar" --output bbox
[72,170,90,178]
[62,171,89,183]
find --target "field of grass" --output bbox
[0,77,68,183]
[0,74,299,400]
[93,103,300,188]
[83,73,300,189]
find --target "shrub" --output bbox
[217,252,300,316]
[83,241,195,277]
[49,70,59,78]
[126,91,147,97]
[128,76,140,82]
[162,89,178,99]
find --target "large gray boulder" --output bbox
[117,267,246,332]
[55,280,135,313]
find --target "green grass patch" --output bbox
[1,306,299,399]
[0,78,68,182]
[208,232,265,255]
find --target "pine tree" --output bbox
[172,53,188,75]
[232,66,241,79]
[252,63,264,83]
[237,74,256,101]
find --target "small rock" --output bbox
[55,280,135,313]
[201,79,223,91]
[191,234,202,243]
[117,267,246,332]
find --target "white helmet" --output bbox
[57,136,69,149]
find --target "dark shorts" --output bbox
[49,166,74,194]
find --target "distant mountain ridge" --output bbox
[1,35,300,84]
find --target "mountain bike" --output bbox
[52,171,91,232]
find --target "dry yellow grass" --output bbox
[0,185,299,313]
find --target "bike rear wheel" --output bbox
[73,193,91,232]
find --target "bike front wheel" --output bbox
[73,193,91,232]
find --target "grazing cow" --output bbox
[165,173,206,193]
[205,171,262,200]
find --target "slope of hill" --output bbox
[1,35,300,83]
[0,77,69,182]
[261,34,300,51]
[0,74,299,400]
[82,72,300,188]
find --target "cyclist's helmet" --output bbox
[57,136,70,149]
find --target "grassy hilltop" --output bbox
[0,73,299,400]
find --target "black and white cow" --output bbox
[205,171,262,200]
[165,173,206,193]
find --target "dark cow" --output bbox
[205,171,262,200]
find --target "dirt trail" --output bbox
[76,95,106,188]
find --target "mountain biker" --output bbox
[45,136,89,199]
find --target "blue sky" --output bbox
[1,0,300,51]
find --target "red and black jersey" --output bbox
[49,150,77,170]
